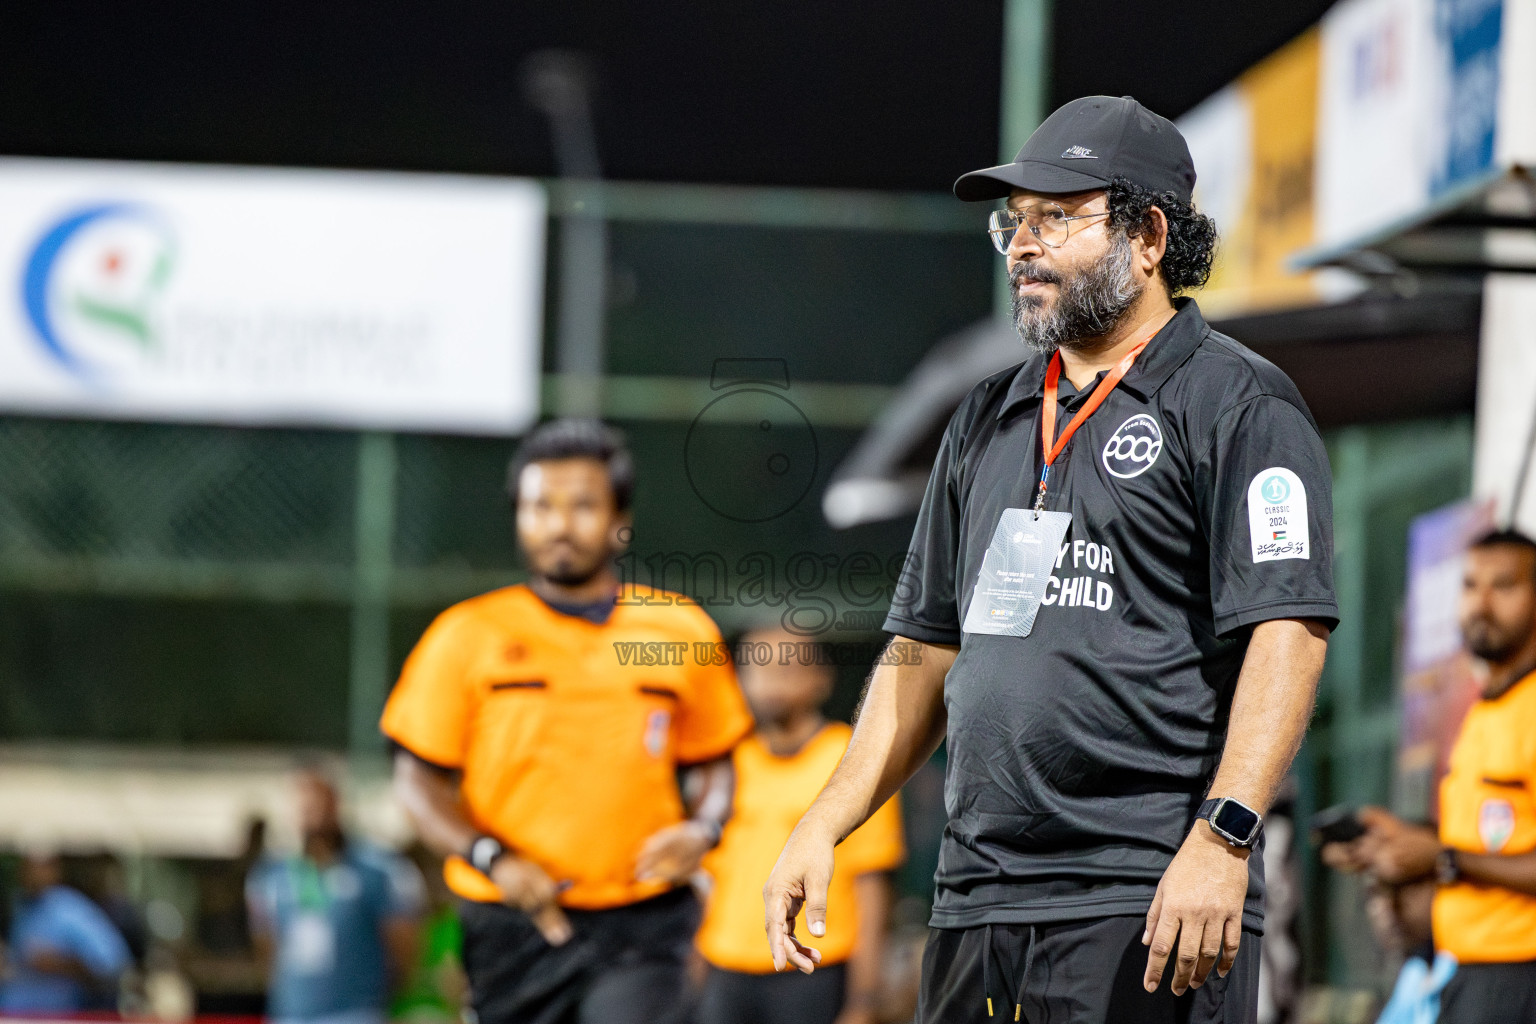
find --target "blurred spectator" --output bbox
[1323,529,1536,1023]
[76,853,149,965]
[694,627,904,1024]
[0,849,132,1013]
[246,767,423,1024]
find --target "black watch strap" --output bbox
[1197,797,1264,848]
[1437,847,1462,885]
[695,818,724,849]
[466,835,507,877]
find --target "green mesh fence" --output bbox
[0,217,992,748]
[0,418,356,565]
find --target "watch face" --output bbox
[471,837,501,870]
[1213,800,1261,844]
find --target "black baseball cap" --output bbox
[954,95,1195,204]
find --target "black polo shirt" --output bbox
[885,298,1337,931]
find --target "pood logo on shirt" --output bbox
[1101,414,1163,479]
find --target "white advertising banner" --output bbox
[1314,0,1503,250]
[1315,0,1435,247]
[0,158,546,434]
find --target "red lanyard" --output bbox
[1033,335,1152,513]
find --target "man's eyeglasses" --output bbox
[987,203,1110,253]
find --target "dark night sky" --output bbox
[1,1,1336,192]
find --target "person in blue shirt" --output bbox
[0,850,132,1013]
[247,767,423,1024]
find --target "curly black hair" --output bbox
[1104,176,1218,296]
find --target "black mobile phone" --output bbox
[1311,804,1367,845]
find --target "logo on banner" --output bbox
[1480,798,1516,852]
[22,202,177,381]
[1248,467,1310,561]
[1101,414,1163,479]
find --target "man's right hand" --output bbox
[762,823,836,974]
[489,855,574,946]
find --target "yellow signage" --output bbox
[1186,27,1321,317]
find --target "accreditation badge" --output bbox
[962,509,1071,637]
[284,912,337,975]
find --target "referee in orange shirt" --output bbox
[382,419,753,1024]
[695,626,904,1024]
[1324,529,1536,1022]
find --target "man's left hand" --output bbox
[1143,824,1249,995]
[635,820,715,883]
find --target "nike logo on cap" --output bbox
[1061,146,1098,159]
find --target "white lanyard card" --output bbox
[961,508,1072,637]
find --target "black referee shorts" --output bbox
[1438,960,1536,1023]
[459,887,699,1024]
[917,915,1260,1024]
[695,963,847,1024]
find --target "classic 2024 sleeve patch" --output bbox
[1247,467,1309,562]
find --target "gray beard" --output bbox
[1011,234,1143,355]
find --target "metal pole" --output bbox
[995,0,1054,321]
[348,431,397,762]
[1323,427,1369,983]
[525,50,608,418]
[1508,397,1536,526]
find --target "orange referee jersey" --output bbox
[381,584,752,911]
[1435,670,1536,963]
[696,723,904,973]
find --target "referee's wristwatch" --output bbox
[1196,797,1264,849]
[1436,847,1462,885]
[693,817,725,849]
[466,834,509,878]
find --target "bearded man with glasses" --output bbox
[764,96,1338,1024]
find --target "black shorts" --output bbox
[459,887,699,1024]
[695,963,847,1024]
[1438,960,1536,1023]
[917,915,1260,1024]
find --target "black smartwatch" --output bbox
[466,834,508,878]
[1197,797,1264,848]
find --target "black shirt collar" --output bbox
[996,297,1209,421]
[534,587,618,625]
